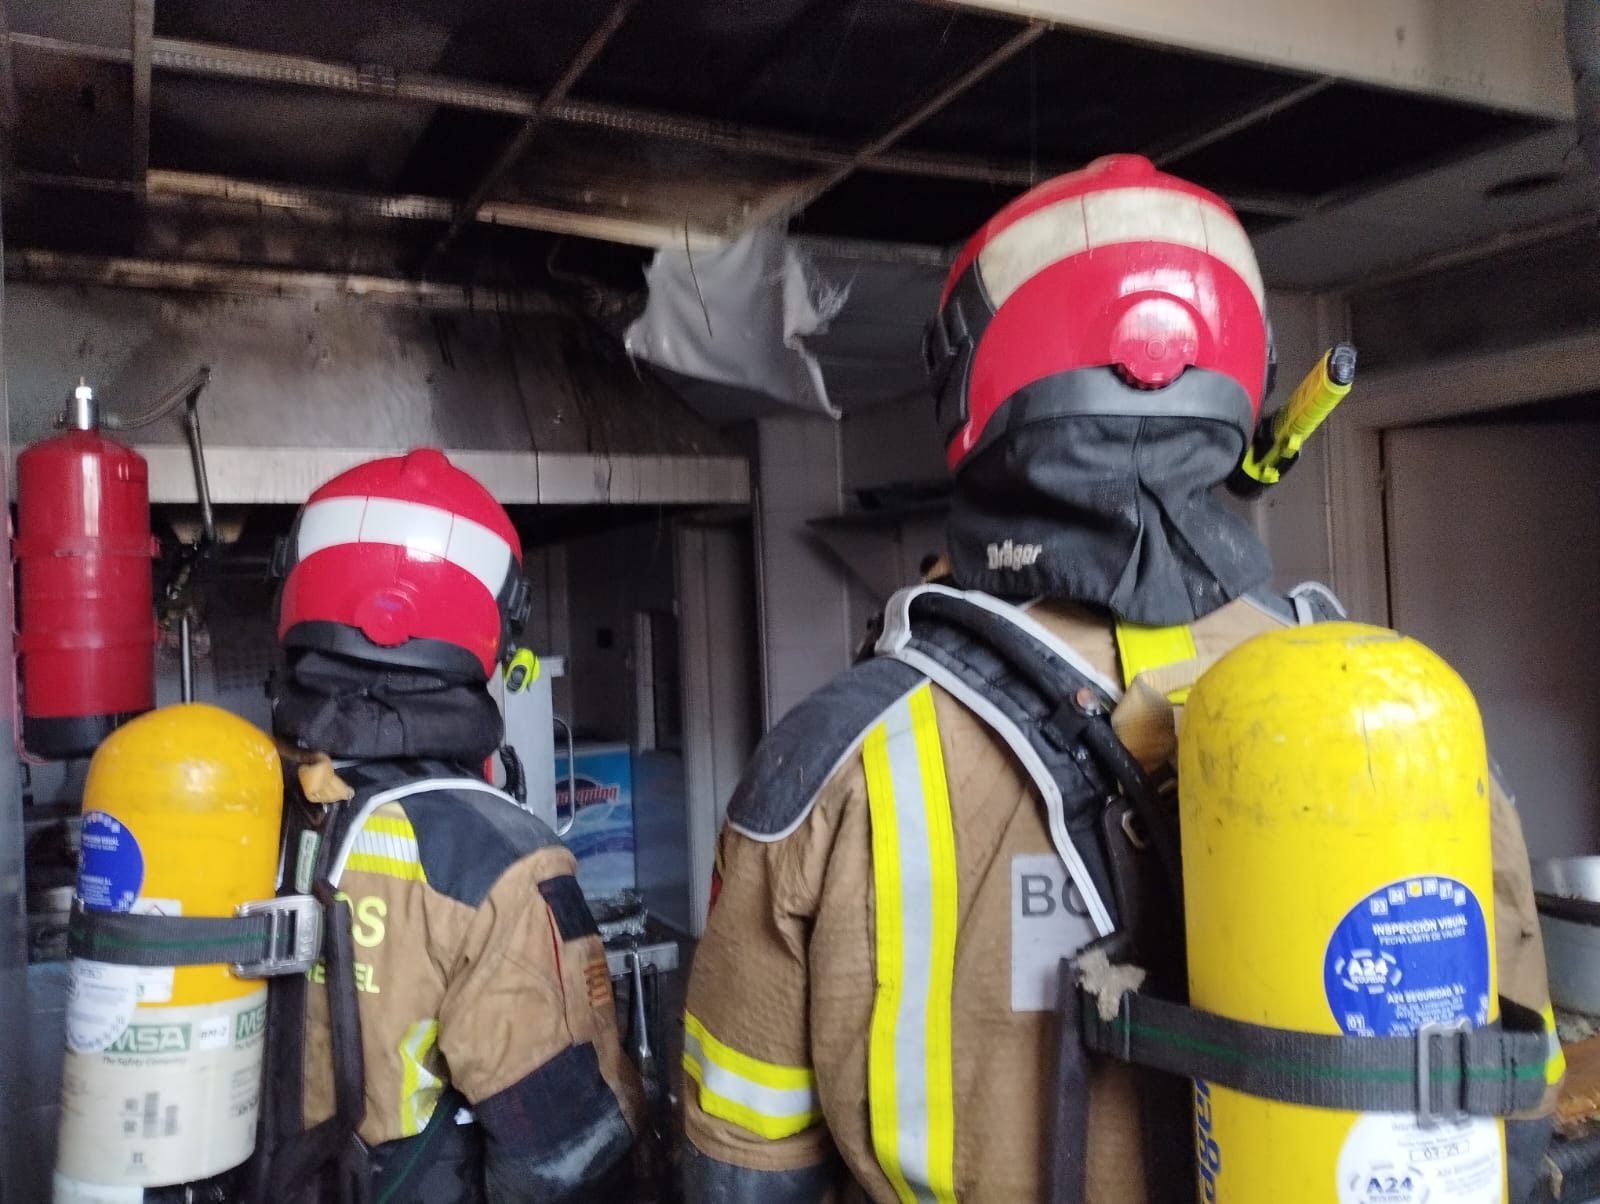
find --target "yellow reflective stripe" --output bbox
[345,806,426,883]
[397,1019,442,1137]
[1114,621,1198,702]
[1542,1003,1567,1085]
[864,684,958,1204]
[683,1013,814,1091]
[344,853,426,882]
[363,813,417,840]
[681,1012,821,1140]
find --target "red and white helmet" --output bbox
[275,449,529,679]
[925,154,1272,472]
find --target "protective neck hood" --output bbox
[270,649,503,765]
[946,412,1271,625]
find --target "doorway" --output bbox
[1383,413,1600,858]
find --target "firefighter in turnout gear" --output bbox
[680,156,1560,1203]
[252,448,644,1204]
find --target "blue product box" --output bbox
[554,741,636,899]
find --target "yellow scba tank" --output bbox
[1180,622,1502,1204]
[56,703,282,1200]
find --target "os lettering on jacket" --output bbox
[306,892,388,995]
[341,892,387,948]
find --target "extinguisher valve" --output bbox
[67,379,99,431]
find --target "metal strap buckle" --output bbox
[232,894,323,978]
[1416,1018,1471,1127]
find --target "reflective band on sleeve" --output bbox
[397,1018,444,1137]
[1542,1003,1567,1085]
[863,684,958,1204]
[681,1013,821,1141]
[344,807,427,883]
[1114,621,1198,703]
[296,495,513,595]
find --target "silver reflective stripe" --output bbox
[348,824,421,866]
[976,185,1266,310]
[865,686,958,1204]
[681,1017,820,1137]
[296,495,513,594]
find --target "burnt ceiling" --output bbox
[0,0,1586,304]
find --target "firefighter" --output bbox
[252,448,645,1204]
[680,156,1558,1202]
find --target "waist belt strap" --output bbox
[68,896,321,978]
[1082,987,1551,1122]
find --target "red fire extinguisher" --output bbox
[15,380,158,759]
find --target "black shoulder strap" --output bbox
[874,584,1186,937]
[249,790,372,1204]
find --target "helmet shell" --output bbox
[928,154,1269,472]
[277,449,527,678]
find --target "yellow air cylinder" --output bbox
[1179,622,1502,1204]
[55,703,282,1200]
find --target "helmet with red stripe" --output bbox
[274,449,530,679]
[925,154,1273,473]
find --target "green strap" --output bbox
[1082,984,1550,1120]
[68,899,318,977]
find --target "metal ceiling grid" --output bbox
[0,0,1585,296]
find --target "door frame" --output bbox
[674,516,760,936]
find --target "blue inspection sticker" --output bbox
[1323,875,1490,1037]
[77,811,144,913]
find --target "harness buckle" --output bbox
[1415,1017,1471,1127]
[233,894,323,978]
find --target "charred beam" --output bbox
[4,247,569,312]
[130,0,154,178]
[15,167,729,249]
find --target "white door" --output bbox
[1384,419,1600,859]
